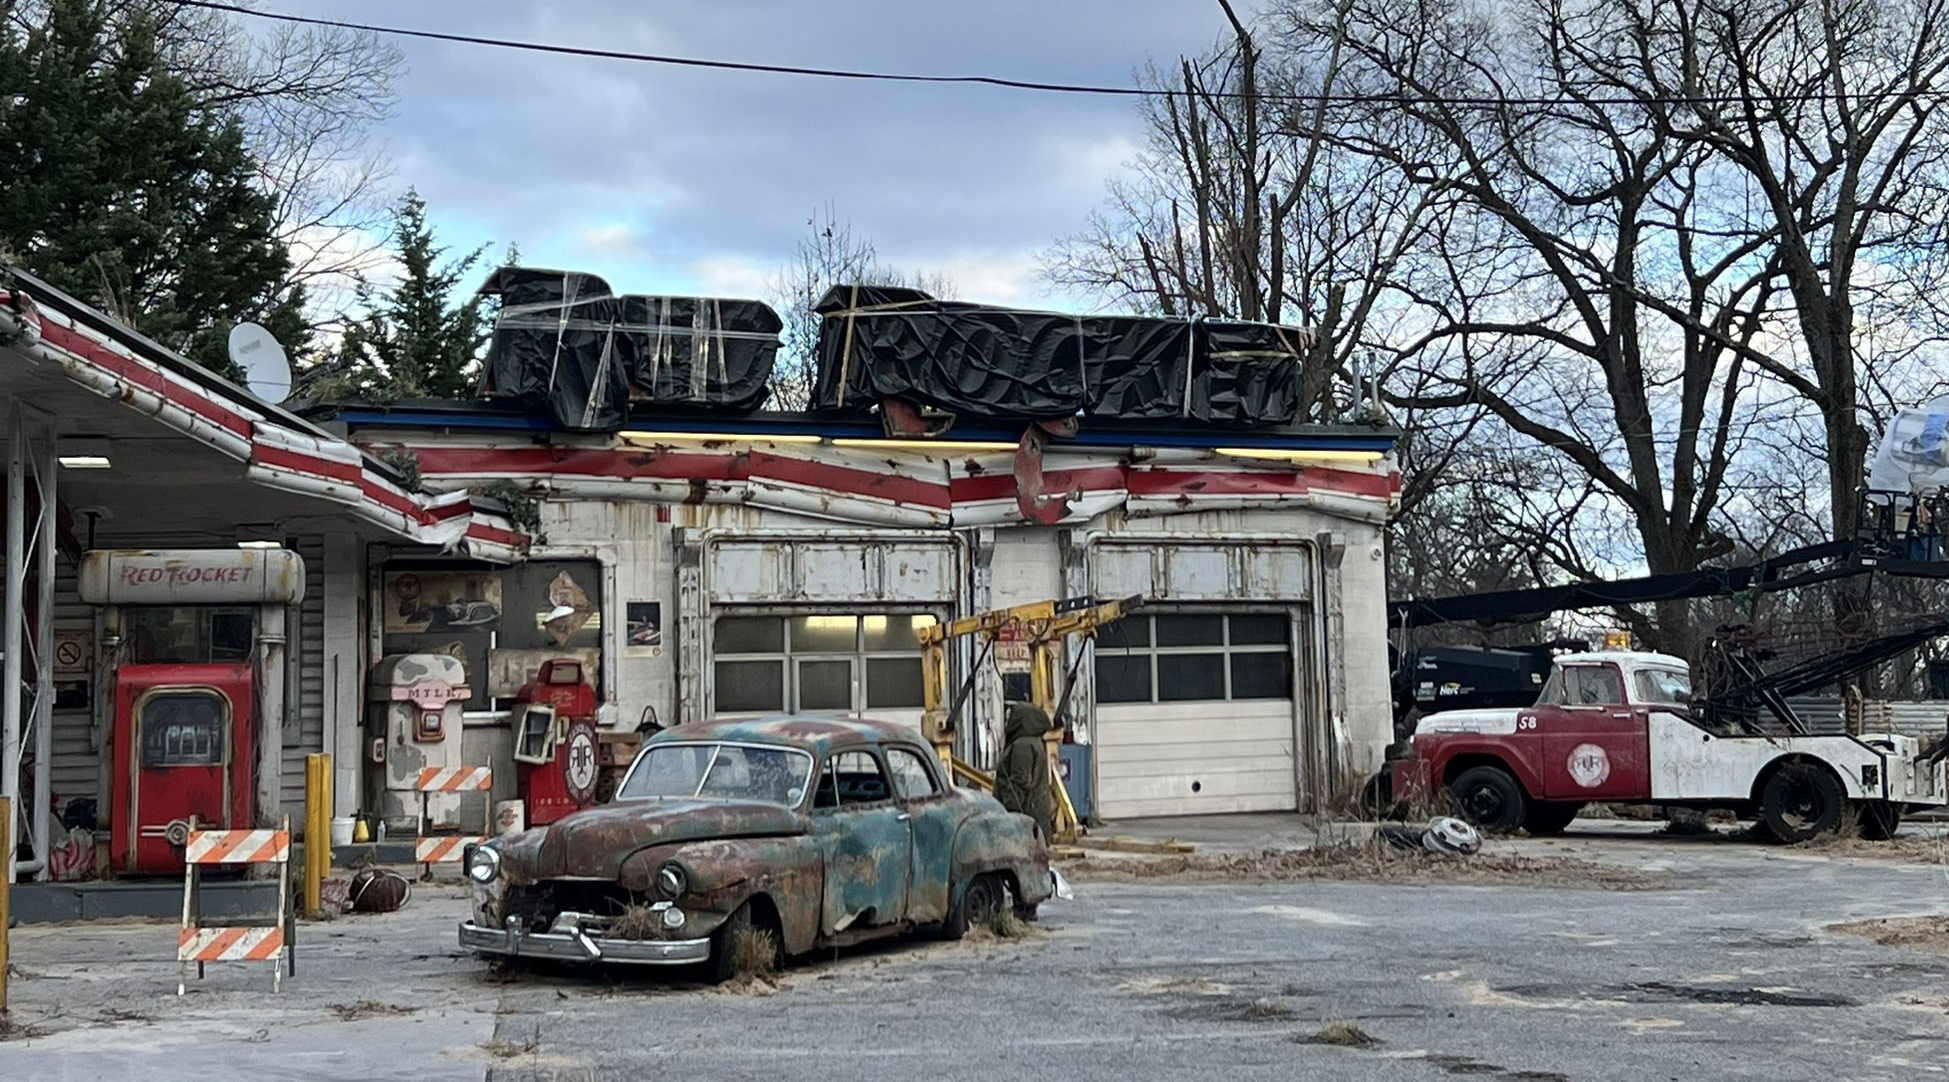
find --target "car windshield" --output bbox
[615,742,814,807]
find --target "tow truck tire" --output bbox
[1523,801,1582,836]
[1758,763,1845,843]
[1856,800,1902,841]
[1449,766,1528,835]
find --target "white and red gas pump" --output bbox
[366,653,473,829]
[510,659,600,825]
[79,549,305,876]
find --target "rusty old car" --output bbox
[458,716,1059,980]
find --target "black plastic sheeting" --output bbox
[480,268,781,431]
[809,284,1311,425]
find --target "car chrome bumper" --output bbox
[458,921,712,965]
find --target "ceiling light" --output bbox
[58,455,112,470]
[620,431,822,445]
[237,540,283,550]
[1214,448,1386,464]
[831,439,1020,453]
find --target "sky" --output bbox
[290,0,1249,310]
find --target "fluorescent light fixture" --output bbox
[58,455,112,469]
[237,540,283,549]
[1214,448,1386,464]
[831,439,1019,453]
[620,431,822,445]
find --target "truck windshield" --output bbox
[1634,668,1691,705]
[615,742,814,806]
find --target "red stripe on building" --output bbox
[39,321,253,440]
[411,446,953,510]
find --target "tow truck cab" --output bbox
[1389,651,1949,841]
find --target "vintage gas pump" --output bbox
[366,654,471,828]
[510,659,600,825]
[79,549,306,876]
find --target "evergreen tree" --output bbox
[330,190,490,401]
[0,0,306,380]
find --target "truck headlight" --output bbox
[466,845,501,884]
[656,861,687,899]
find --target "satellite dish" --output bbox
[228,322,292,403]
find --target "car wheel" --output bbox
[1448,765,1528,835]
[1522,801,1582,836]
[705,900,779,985]
[940,873,1007,940]
[1758,762,1845,843]
[1855,800,1902,841]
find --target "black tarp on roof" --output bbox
[809,284,1312,426]
[480,268,781,431]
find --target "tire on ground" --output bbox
[1448,765,1528,835]
[1757,761,1846,843]
[1855,800,1902,841]
[940,872,1007,940]
[1522,801,1582,836]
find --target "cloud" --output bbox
[278,1,1234,310]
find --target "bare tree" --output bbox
[14,0,403,334]
[767,204,953,411]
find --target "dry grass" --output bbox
[480,1031,541,1059]
[330,1000,418,1022]
[1230,997,1297,1021]
[987,908,1030,939]
[729,927,779,978]
[1827,914,1949,954]
[0,1013,41,1042]
[1300,1020,1380,1048]
[607,904,665,941]
[1062,835,1669,891]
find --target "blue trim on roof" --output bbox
[334,407,1398,453]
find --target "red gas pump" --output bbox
[110,663,255,874]
[511,659,600,825]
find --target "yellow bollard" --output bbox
[1,795,11,1014]
[304,754,332,918]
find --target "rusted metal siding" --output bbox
[1091,539,1314,601]
[705,536,958,605]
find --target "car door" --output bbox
[1537,663,1651,801]
[810,747,915,933]
[884,743,956,924]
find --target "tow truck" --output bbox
[1390,643,1949,841]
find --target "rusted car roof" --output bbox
[654,715,922,755]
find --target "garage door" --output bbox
[1093,611,1300,818]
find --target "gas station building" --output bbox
[1,268,1401,890]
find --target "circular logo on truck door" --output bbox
[1567,744,1611,788]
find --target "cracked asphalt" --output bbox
[2,819,1946,1081]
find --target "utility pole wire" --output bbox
[158,0,1943,110]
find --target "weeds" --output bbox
[728,927,779,978]
[987,908,1029,939]
[607,904,664,941]
[480,1026,542,1059]
[330,1000,418,1022]
[1301,1019,1380,1048]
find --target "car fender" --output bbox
[618,836,824,954]
[949,810,1054,908]
[1419,736,1548,800]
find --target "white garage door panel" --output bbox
[1096,700,1296,817]
[708,539,956,603]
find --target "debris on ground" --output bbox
[1790,830,1947,860]
[1826,914,1949,954]
[480,1033,541,1059]
[330,1000,419,1021]
[1079,836,1196,855]
[607,904,663,941]
[348,869,412,913]
[1299,1020,1379,1048]
[1062,838,1669,890]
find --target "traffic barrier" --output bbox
[413,767,493,873]
[179,818,293,996]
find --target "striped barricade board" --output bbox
[414,835,484,864]
[179,823,294,996]
[415,766,492,792]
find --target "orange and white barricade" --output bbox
[179,818,294,995]
[414,766,492,872]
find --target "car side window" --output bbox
[886,747,940,800]
[1565,666,1624,706]
[813,750,892,809]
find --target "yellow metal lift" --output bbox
[917,595,1144,845]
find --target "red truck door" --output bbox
[1532,663,1651,802]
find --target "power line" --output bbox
[160,0,1936,111]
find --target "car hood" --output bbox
[1413,708,1521,737]
[498,799,809,881]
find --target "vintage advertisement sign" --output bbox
[79,549,304,605]
[625,600,662,658]
[385,571,503,634]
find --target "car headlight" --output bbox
[466,844,501,884]
[655,861,687,899]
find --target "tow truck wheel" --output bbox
[1856,800,1902,841]
[1522,801,1582,836]
[1449,766,1528,834]
[1758,762,1845,843]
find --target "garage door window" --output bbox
[713,614,938,714]
[1095,613,1293,704]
